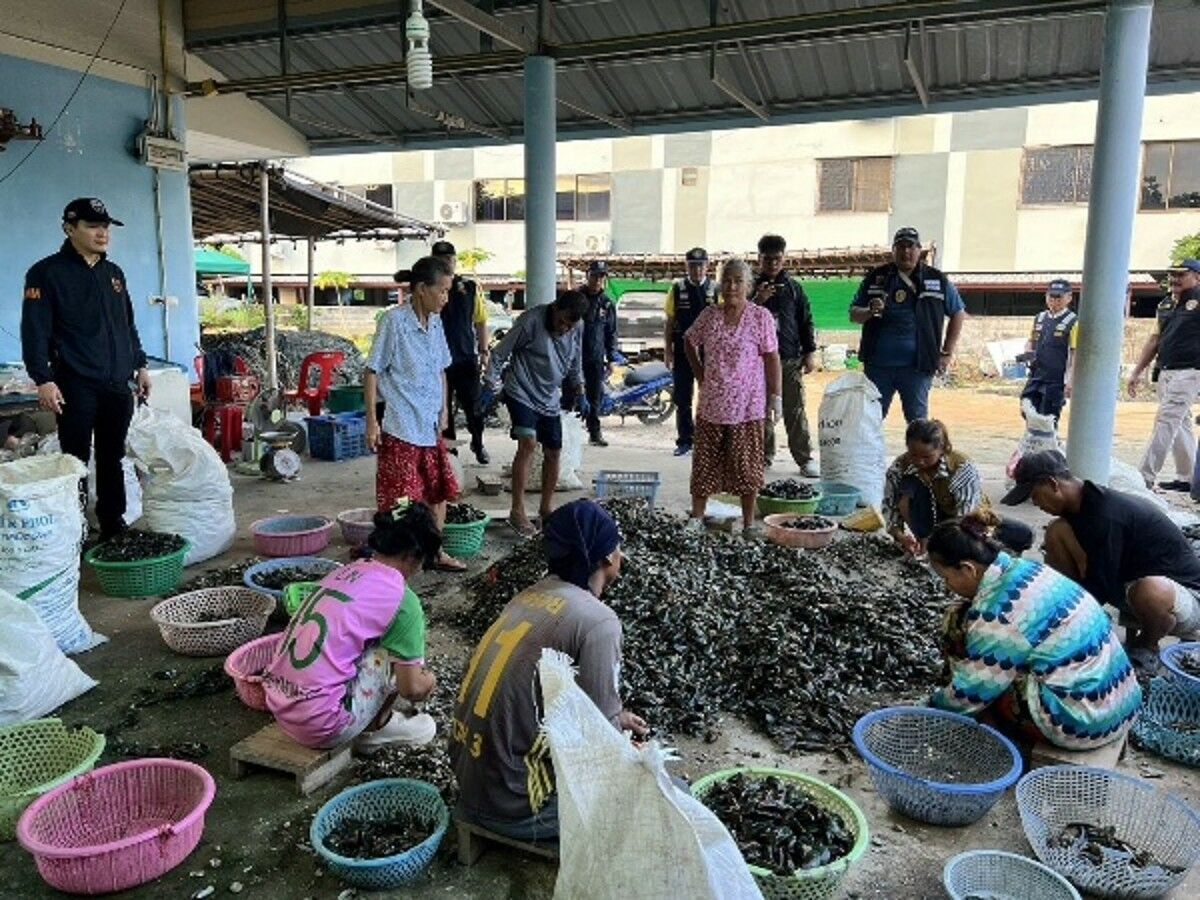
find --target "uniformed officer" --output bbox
[753,234,818,476]
[663,247,716,456]
[849,227,966,423]
[431,240,490,465]
[21,198,150,541]
[580,260,618,447]
[1020,278,1077,423]
[1129,258,1200,491]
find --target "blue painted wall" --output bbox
[0,53,198,368]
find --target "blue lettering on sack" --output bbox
[7,499,28,512]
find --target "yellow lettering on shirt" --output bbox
[23,287,41,301]
[517,591,566,615]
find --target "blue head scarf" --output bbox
[543,500,621,591]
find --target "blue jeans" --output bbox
[865,364,933,422]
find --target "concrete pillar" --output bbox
[523,55,556,306]
[1066,0,1153,482]
[260,165,278,391]
[306,237,316,331]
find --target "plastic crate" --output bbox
[305,412,368,461]
[328,385,365,414]
[593,471,662,506]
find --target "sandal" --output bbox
[434,554,468,573]
[508,518,540,539]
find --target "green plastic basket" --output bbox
[692,767,869,900]
[328,384,366,413]
[84,541,191,598]
[441,516,490,559]
[756,493,823,517]
[0,719,105,841]
[282,581,320,618]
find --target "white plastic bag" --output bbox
[125,405,235,565]
[532,412,586,491]
[0,454,102,653]
[1110,459,1198,528]
[0,588,96,726]
[818,373,887,508]
[37,434,143,529]
[539,650,762,900]
[1006,399,1064,481]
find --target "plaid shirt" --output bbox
[881,453,982,532]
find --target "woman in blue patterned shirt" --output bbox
[927,512,1142,749]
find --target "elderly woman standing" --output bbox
[684,258,782,531]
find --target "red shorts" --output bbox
[376,434,460,511]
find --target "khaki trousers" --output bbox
[764,358,812,466]
[1138,368,1200,487]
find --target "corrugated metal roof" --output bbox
[185,0,1200,151]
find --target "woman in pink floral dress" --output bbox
[684,258,782,530]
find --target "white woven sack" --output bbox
[33,435,143,528]
[126,405,235,565]
[0,454,102,653]
[0,588,96,726]
[818,372,887,508]
[539,650,762,900]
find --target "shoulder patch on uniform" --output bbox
[924,279,941,290]
[1187,299,1199,312]
[23,286,41,301]
[111,277,124,294]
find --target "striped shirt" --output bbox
[881,452,983,532]
[931,553,1142,750]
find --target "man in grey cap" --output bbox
[431,240,490,464]
[1019,278,1077,424]
[22,198,150,541]
[850,227,966,422]
[1128,258,1200,491]
[664,247,716,455]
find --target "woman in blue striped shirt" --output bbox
[927,513,1142,749]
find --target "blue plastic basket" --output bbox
[593,470,661,506]
[816,482,861,516]
[943,850,1081,900]
[1133,676,1200,768]
[852,707,1022,826]
[305,412,368,461]
[243,556,342,600]
[1159,641,1200,693]
[311,778,449,890]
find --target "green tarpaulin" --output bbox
[195,247,250,275]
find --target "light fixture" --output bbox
[406,0,433,91]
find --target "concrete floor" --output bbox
[1,379,1198,899]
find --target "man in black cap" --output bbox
[1003,450,1200,670]
[579,260,617,447]
[431,240,490,464]
[753,234,819,476]
[21,198,150,540]
[663,247,716,456]
[850,227,966,422]
[1020,278,1077,424]
[1128,258,1200,491]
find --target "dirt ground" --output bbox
[2,379,1198,900]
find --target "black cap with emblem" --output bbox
[587,260,608,276]
[685,247,708,263]
[893,227,920,246]
[62,198,123,226]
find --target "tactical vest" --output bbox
[1158,287,1200,371]
[858,263,953,374]
[1029,309,1077,382]
[671,277,716,338]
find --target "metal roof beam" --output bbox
[710,51,768,121]
[558,97,630,132]
[426,0,535,54]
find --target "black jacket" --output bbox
[1157,286,1200,371]
[441,275,482,365]
[22,240,147,385]
[755,272,816,361]
[581,289,618,365]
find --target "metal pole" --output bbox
[306,237,315,331]
[1066,0,1153,482]
[260,164,279,391]
[524,55,556,305]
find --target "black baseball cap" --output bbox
[587,260,608,276]
[893,227,920,245]
[685,247,708,263]
[1170,258,1200,274]
[430,240,456,257]
[63,197,123,226]
[1047,278,1072,296]
[1001,450,1073,506]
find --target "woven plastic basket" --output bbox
[943,850,1081,900]
[1016,765,1200,899]
[1132,676,1200,767]
[251,515,334,557]
[311,778,449,890]
[1160,641,1200,692]
[337,508,376,546]
[223,633,284,711]
[150,587,276,657]
[816,482,861,517]
[441,516,490,559]
[84,540,190,599]
[243,556,342,600]
[757,493,823,517]
[852,707,1022,826]
[691,767,869,900]
[16,758,216,895]
[0,720,105,842]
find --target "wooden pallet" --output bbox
[1030,735,1127,771]
[229,722,352,796]
[455,818,559,865]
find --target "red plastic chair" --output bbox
[285,351,346,416]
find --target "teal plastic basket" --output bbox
[441,517,490,559]
[1133,676,1200,767]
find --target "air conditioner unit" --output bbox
[438,201,468,225]
[583,234,609,253]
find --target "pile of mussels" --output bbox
[456,499,951,749]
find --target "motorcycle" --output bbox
[596,352,675,425]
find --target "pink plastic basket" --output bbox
[250,515,334,557]
[16,759,215,895]
[224,633,284,711]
